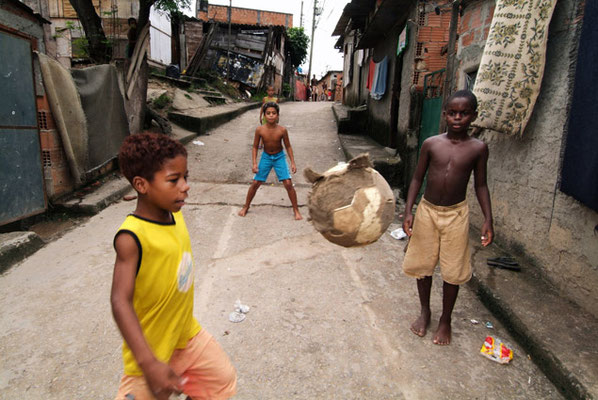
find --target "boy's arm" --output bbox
[281,127,297,174]
[111,233,184,400]
[251,129,261,173]
[402,140,431,236]
[259,102,264,123]
[473,143,494,246]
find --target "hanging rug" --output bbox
[472,0,558,135]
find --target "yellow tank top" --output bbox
[115,211,201,375]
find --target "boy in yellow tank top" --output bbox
[111,133,237,400]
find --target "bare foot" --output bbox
[294,210,303,220]
[433,319,452,345]
[410,310,431,337]
[238,206,249,217]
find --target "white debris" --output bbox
[390,228,407,240]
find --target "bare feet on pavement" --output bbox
[238,206,249,217]
[433,319,451,345]
[410,310,431,337]
[294,210,303,220]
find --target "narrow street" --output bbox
[0,102,562,399]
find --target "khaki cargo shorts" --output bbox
[402,198,471,285]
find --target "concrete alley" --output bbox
[0,102,562,399]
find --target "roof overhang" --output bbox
[332,0,371,37]
[4,0,50,24]
[356,0,415,49]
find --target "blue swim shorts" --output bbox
[254,151,291,182]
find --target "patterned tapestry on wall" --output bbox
[472,0,557,135]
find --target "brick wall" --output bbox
[36,95,75,200]
[412,1,452,88]
[458,0,493,48]
[199,5,292,27]
[455,0,495,89]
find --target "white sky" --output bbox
[194,0,350,79]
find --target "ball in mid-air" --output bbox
[304,153,395,247]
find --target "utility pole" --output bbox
[300,1,304,28]
[227,0,232,81]
[307,0,318,86]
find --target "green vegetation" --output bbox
[282,83,291,98]
[152,93,172,109]
[286,27,310,69]
[250,90,267,102]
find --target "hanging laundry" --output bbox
[370,56,388,100]
[366,57,375,90]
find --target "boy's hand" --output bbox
[142,360,185,400]
[291,163,297,174]
[252,163,258,173]
[481,221,494,247]
[402,214,414,237]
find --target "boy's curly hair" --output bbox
[445,89,478,111]
[262,101,279,114]
[118,133,187,183]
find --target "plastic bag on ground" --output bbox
[480,336,513,364]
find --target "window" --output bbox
[465,70,478,90]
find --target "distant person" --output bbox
[402,90,493,345]
[311,75,318,101]
[126,17,137,58]
[111,133,237,399]
[259,85,279,125]
[239,102,302,220]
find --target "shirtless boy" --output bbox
[402,90,493,345]
[239,102,302,220]
[259,85,279,125]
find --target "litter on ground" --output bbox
[480,336,513,364]
[390,227,407,240]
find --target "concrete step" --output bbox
[150,73,191,89]
[332,103,368,134]
[168,102,261,136]
[203,95,227,105]
[469,240,598,399]
[54,175,132,215]
[0,231,44,274]
[338,133,401,186]
[198,90,222,96]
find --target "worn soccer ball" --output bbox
[304,153,395,247]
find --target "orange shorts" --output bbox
[115,329,237,400]
[402,198,471,285]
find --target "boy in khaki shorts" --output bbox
[111,133,237,399]
[402,90,494,345]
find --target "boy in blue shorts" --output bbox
[238,102,302,220]
[111,133,237,399]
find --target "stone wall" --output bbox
[459,0,598,318]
